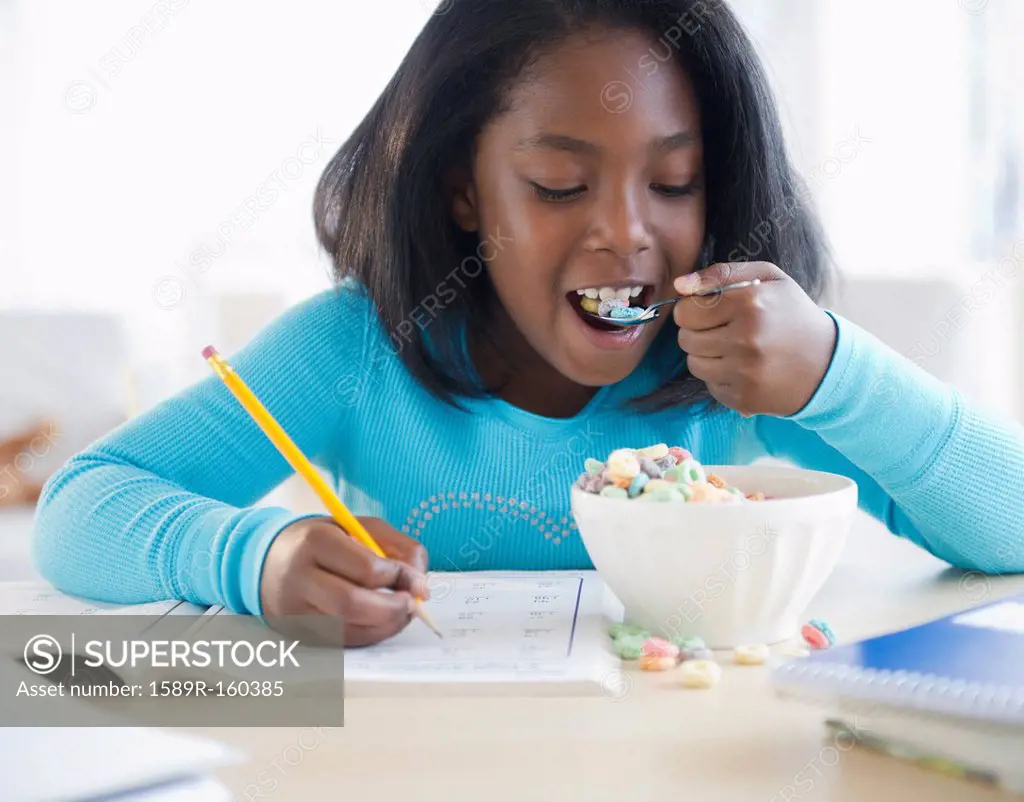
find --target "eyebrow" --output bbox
[515,131,698,156]
[515,133,599,155]
[650,131,698,154]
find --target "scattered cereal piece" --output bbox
[584,458,604,476]
[746,491,766,502]
[671,636,706,651]
[680,659,722,688]
[808,618,836,645]
[733,644,771,665]
[638,654,677,672]
[637,443,669,460]
[599,485,628,500]
[783,644,810,658]
[612,634,646,660]
[706,473,726,489]
[680,646,715,662]
[801,623,830,650]
[627,472,650,498]
[608,622,649,640]
[580,297,600,313]
[641,637,680,660]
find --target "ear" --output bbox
[445,166,480,233]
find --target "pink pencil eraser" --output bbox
[201,346,218,360]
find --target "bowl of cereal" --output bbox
[570,445,857,649]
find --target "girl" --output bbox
[34,0,1024,646]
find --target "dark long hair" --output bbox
[314,0,831,412]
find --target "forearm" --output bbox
[764,312,1024,572]
[33,450,314,611]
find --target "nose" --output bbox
[583,184,652,259]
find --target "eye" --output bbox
[531,182,586,202]
[651,182,697,198]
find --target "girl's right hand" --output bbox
[259,516,430,646]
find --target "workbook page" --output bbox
[343,571,618,687]
[349,574,581,666]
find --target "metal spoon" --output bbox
[585,279,762,327]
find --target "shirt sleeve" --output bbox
[32,284,375,614]
[751,311,1024,573]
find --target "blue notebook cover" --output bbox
[771,592,1024,726]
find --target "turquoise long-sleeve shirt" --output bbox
[32,282,1024,614]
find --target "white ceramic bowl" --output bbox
[571,466,858,648]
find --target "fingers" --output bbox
[345,622,413,648]
[361,517,429,575]
[685,354,731,387]
[675,261,782,296]
[675,262,739,296]
[677,325,731,359]
[309,523,428,599]
[307,568,414,636]
[672,262,783,331]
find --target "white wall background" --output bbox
[2,0,1022,415]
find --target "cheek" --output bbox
[477,201,579,302]
[657,199,706,276]
[482,193,579,266]
[485,246,558,319]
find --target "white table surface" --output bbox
[5,507,1022,800]
[183,513,1024,802]
[0,509,39,581]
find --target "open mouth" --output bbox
[566,284,654,331]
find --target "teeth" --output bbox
[578,285,645,302]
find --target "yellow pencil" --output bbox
[201,345,442,638]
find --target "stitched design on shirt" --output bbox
[400,490,577,545]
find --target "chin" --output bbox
[557,351,645,388]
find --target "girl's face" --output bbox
[453,27,706,388]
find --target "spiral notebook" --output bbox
[771,591,1024,791]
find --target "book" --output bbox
[1,571,624,698]
[770,591,1024,793]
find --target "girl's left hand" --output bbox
[672,262,837,417]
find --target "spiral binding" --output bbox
[771,659,1024,727]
